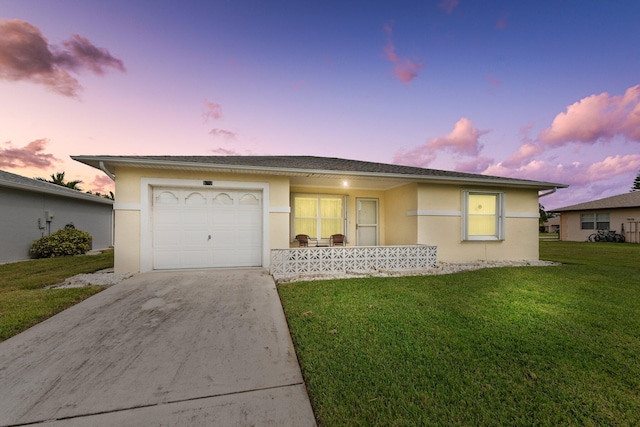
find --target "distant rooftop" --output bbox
[0,170,113,205]
[552,191,640,212]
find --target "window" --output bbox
[462,191,505,241]
[580,213,610,230]
[292,194,345,239]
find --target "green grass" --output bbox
[539,232,560,240]
[0,250,113,342]
[278,242,640,426]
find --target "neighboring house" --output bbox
[0,170,114,264]
[542,215,561,233]
[551,191,640,243]
[72,155,566,273]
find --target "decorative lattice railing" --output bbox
[270,245,437,281]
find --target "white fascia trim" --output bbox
[407,210,461,217]
[113,203,141,211]
[506,212,539,218]
[139,177,271,273]
[270,206,291,213]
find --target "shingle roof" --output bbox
[72,155,567,190]
[0,169,113,205]
[552,191,640,212]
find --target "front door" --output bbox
[356,198,378,246]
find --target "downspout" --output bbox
[99,161,115,181]
[99,161,116,249]
[538,187,558,237]
[538,187,557,198]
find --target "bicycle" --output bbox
[588,229,625,243]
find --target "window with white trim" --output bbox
[292,194,346,239]
[462,191,505,241]
[580,213,609,230]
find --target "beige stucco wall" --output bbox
[112,165,545,271]
[384,183,417,245]
[268,176,291,252]
[560,208,640,242]
[414,184,541,262]
[113,167,290,273]
[114,210,140,272]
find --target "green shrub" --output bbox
[30,226,93,258]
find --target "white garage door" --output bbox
[152,187,262,270]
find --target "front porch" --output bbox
[270,245,437,282]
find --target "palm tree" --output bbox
[36,172,83,190]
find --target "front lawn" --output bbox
[0,251,114,342]
[278,242,640,426]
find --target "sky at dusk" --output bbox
[1,0,639,209]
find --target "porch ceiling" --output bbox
[289,174,409,191]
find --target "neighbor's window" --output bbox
[580,213,610,230]
[462,191,505,241]
[293,195,345,239]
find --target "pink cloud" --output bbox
[539,84,640,145]
[483,160,578,187]
[487,75,501,89]
[584,154,640,182]
[383,22,425,83]
[209,128,237,140]
[499,123,547,168]
[0,139,59,168]
[426,117,487,155]
[202,100,222,121]
[495,13,509,29]
[500,142,545,168]
[291,80,306,90]
[483,154,640,189]
[439,0,459,14]
[0,19,125,97]
[455,156,495,174]
[57,34,125,75]
[394,118,487,167]
[90,174,114,193]
[393,149,436,168]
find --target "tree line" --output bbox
[36,172,114,200]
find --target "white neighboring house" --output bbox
[0,170,114,263]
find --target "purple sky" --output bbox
[1,0,639,209]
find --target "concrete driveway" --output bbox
[0,269,316,426]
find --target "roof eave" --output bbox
[72,155,566,191]
[0,179,114,205]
